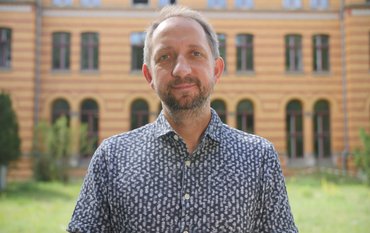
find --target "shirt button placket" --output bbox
[181,154,192,233]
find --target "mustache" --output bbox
[169,77,200,87]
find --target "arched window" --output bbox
[313,100,331,158]
[80,99,99,155]
[236,100,254,133]
[131,99,149,130]
[286,100,303,158]
[51,98,70,125]
[211,99,227,123]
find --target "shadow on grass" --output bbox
[0,181,81,201]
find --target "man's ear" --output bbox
[142,64,154,88]
[214,57,224,84]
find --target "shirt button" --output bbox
[183,231,189,233]
[174,135,179,141]
[184,193,190,200]
[185,160,191,166]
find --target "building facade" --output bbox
[0,0,369,175]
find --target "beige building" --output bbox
[0,0,369,178]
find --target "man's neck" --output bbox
[163,105,211,154]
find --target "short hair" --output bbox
[143,5,219,67]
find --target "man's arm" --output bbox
[255,143,299,233]
[67,141,112,233]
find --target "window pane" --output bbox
[208,0,226,8]
[211,100,227,123]
[235,0,253,8]
[236,34,253,71]
[131,32,145,71]
[133,0,148,4]
[286,100,303,158]
[217,34,226,70]
[0,28,11,67]
[131,99,149,129]
[52,99,70,125]
[159,0,176,6]
[80,99,99,155]
[314,100,331,158]
[52,32,70,70]
[286,35,302,71]
[81,32,99,70]
[236,100,254,133]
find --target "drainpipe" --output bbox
[33,0,42,153]
[34,0,42,132]
[340,0,349,174]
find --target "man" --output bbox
[67,5,298,233]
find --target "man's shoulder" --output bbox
[102,123,155,148]
[221,124,273,149]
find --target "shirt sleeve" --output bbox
[67,141,112,233]
[255,143,299,233]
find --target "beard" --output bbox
[158,76,213,112]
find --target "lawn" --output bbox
[0,172,369,233]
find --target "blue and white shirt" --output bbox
[68,109,298,233]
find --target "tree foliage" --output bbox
[32,116,71,182]
[354,128,370,185]
[0,92,21,165]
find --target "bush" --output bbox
[354,128,370,185]
[32,117,71,183]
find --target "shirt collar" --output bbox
[153,108,223,143]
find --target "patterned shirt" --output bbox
[67,109,298,233]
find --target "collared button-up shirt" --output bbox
[68,109,298,233]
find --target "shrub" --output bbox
[354,128,370,185]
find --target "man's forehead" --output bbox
[152,16,205,39]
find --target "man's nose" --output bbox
[172,55,191,78]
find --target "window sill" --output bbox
[236,71,255,77]
[313,71,331,77]
[285,71,304,76]
[51,69,71,75]
[0,66,11,72]
[81,69,99,75]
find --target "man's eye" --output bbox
[192,51,202,57]
[159,54,170,61]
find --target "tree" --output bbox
[0,92,21,191]
[354,128,370,185]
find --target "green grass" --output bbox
[0,172,369,233]
[286,172,370,233]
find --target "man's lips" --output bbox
[171,83,197,90]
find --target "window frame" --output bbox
[0,28,11,68]
[52,32,71,71]
[235,0,253,9]
[81,32,99,71]
[236,34,254,72]
[53,0,73,6]
[130,32,146,72]
[285,34,302,72]
[208,0,227,9]
[313,34,330,72]
[283,0,302,9]
[310,0,329,9]
[217,33,227,71]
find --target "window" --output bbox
[51,99,70,125]
[283,0,301,9]
[217,33,227,70]
[208,0,226,8]
[235,0,253,8]
[81,32,99,71]
[236,100,254,133]
[236,34,254,72]
[53,0,73,6]
[131,32,145,71]
[286,100,303,158]
[80,99,99,157]
[310,0,328,9]
[159,0,176,6]
[0,28,11,68]
[133,0,148,5]
[52,32,71,70]
[131,99,149,129]
[211,99,227,123]
[313,35,329,72]
[285,34,302,72]
[313,100,331,158]
[80,0,100,7]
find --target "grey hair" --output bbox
[143,5,219,67]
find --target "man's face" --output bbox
[143,17,223,112]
